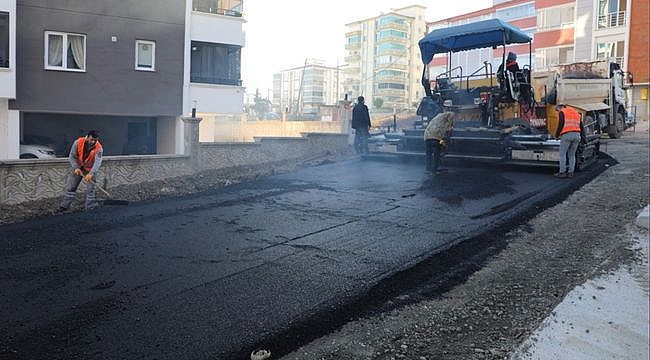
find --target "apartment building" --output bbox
[0,0,16,159]
[426,0,648,121]
[272,58,343,116]
[0,0,245,160]
[343,5,428,112]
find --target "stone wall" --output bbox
[0,126,350,205]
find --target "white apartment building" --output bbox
[272,58,343,116]
[343,5,428,112]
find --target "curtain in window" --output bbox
[68,35,85,69]
[48,34,63,67]
[138,43,154,68]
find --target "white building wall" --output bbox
[0,0,16,160]
[190,12,245,46]
[180,3,246,153]
[0,0,15,99]
[0,104,19,159]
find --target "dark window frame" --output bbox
[190,41,242,86]
[0,12,8,68]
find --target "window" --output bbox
[597,41,625,67]
[0,12,8,68]
[190,41,241,86]
[537,5,575,31]
[44,31,85,71]
[135,40,155,71]
[535,46,574,70]
[597,0,627,28]
[495,3,536,21]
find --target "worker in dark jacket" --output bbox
[58,130,104,211]
[351,96,371,154]
[554,104,585,178]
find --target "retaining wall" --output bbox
[0,131,349,205]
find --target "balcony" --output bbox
[597,11,626,29]
[377,21,409,32]
[345,30,361,38]
[376,35,408,45]
[375,63,408,71]
[375,88,406,97]
[376,48,405,57]
[345,42,361,51]
[345,54,360,63]
[193,0,243,17]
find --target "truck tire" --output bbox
[608,112,625,139]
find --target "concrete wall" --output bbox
[198,116,348,142]
[10,0,185,116]
[0,129,350,205]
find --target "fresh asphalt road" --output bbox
[0,156,609,359]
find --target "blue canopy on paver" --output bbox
[418,18,532,64]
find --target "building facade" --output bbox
[0,0,245,160]
[272,58,343,116]
[343,5,428,112]
[425,0,648,121]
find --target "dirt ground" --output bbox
[278,122,649,360]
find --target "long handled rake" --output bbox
[90,180,129,206]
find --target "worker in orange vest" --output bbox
[554,104,585,178]
[57,130,104,211]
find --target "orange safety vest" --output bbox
[559,107,582,135]
[76,136,103,172]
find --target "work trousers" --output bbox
[354,128,369,154]
[558,131,581,174]
[60,172,97,210]
[425,138,442,173]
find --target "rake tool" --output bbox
[89,179,129,206]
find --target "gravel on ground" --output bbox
[279,122,649,360]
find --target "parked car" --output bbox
[19,143,57,159]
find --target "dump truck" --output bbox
[367,18,632,170]
[534,58,632,139]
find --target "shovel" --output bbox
[88,179,129,206]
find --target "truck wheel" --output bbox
[608,112,625,139]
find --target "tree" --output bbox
[373,97,383,109]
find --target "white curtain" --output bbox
[48,34,63,67]
[68,35,85,69]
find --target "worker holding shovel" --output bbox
[57,130,103,211]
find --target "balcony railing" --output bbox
[597,11,626,29]
[190,75,242,86]
[193,0,243,17]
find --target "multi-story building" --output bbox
[273,58,343,115]
[626,0,649,122]
[425,0,648,121]
[0,0,245,160]
[343,5,428,112]
[0,0,17,159]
